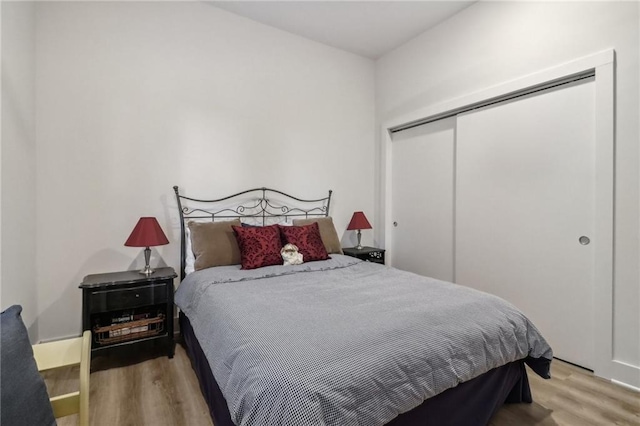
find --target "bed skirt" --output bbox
[180,312,537,426]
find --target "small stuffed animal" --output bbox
[281,243,303,265]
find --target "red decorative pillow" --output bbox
[278,222,329,263]
[232,225,283,270]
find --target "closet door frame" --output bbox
[380,49,616,382]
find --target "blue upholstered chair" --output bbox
[1,305,91,426]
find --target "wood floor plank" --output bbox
[45,347,639,426]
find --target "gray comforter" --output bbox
[175,255,552,426]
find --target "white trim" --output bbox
[385,49,614,130]
[37,333,81,344]
[380,49,627,384]
[610,359,640,389]
[611,378,640,393]
[380,125,392,253]
[592,58,615,383]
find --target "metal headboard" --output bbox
[173,186,332,281]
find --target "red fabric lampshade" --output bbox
[346,211,372,230]
[124,217,169,247]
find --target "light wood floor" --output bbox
[44,345,639,426]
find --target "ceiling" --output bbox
[210,1,475,59]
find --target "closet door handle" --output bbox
[579,236,590,245]
[393,222,398,227]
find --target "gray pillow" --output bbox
[1,305,57,426]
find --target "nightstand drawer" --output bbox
[89,283,167,313]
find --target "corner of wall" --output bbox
[1,0,38,343]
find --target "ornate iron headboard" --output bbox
[173,186,332,281]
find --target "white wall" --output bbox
[1,1,38,341]
[376,1,639,387]
[34,2,375,340]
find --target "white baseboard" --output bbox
[37,333,81,344]
[611,378,640,393]
[609,359,640,390]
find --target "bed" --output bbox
[172,186,553,426]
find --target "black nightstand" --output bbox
[79,267,177,359]
[343,246,385,265]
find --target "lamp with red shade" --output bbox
[125,217,169,275]
[346,211,372,250]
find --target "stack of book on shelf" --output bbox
[93,311,165,345]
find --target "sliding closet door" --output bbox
[455,79,596,369]
[391,118,455,281]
